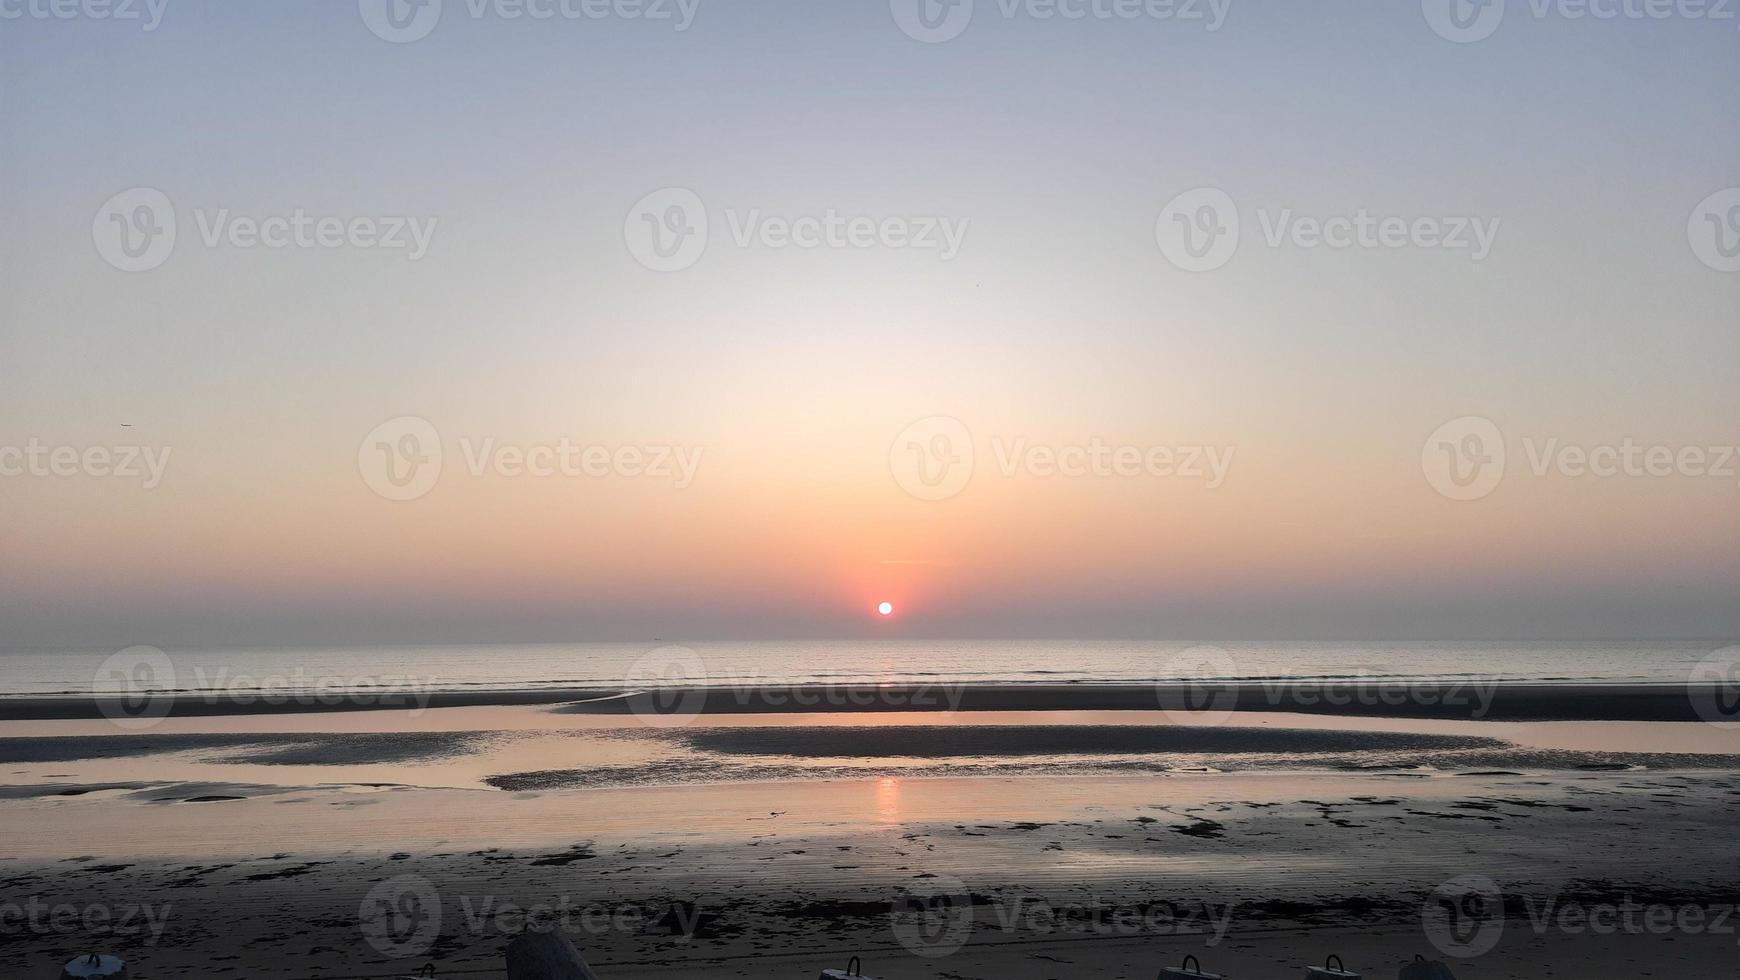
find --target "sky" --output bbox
[1,0,1737,649]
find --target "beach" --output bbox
[3,686,1740,978]
[12,0,1737,974]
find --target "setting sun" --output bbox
[877,601,893,616]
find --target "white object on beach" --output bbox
[1305,954,1360,979]
[60,954,126,980]
[818,955,875,980]
[1397,955,1456,980]
[1159,954,1223,979]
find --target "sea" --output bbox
[0,640,1726,699]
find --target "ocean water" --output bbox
[0,640,1725,698]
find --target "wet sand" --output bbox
[7,711,1740,796]
[4,702,1740,976]
[4,771,1739,977]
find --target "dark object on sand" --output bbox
[818,955,874,979]
[396,965,436,979]
[60,954,126,980]
[1159,953,1223,979]
[1397,955,1456,979]
[506,929,600,980]
[1306,954,1360,979]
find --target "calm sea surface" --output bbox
[0,640,1724,697]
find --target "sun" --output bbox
[877,601,894,616]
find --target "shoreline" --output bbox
[0,680,1727,722]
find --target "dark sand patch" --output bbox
[1172,818,1227,839]
[0,782,148,800]
[548,682,1733,722]
[528,843,598,866]
[0,731,486,766]
[211,732,481,766]
[0,733,270,764]
[667,725,1505,758]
